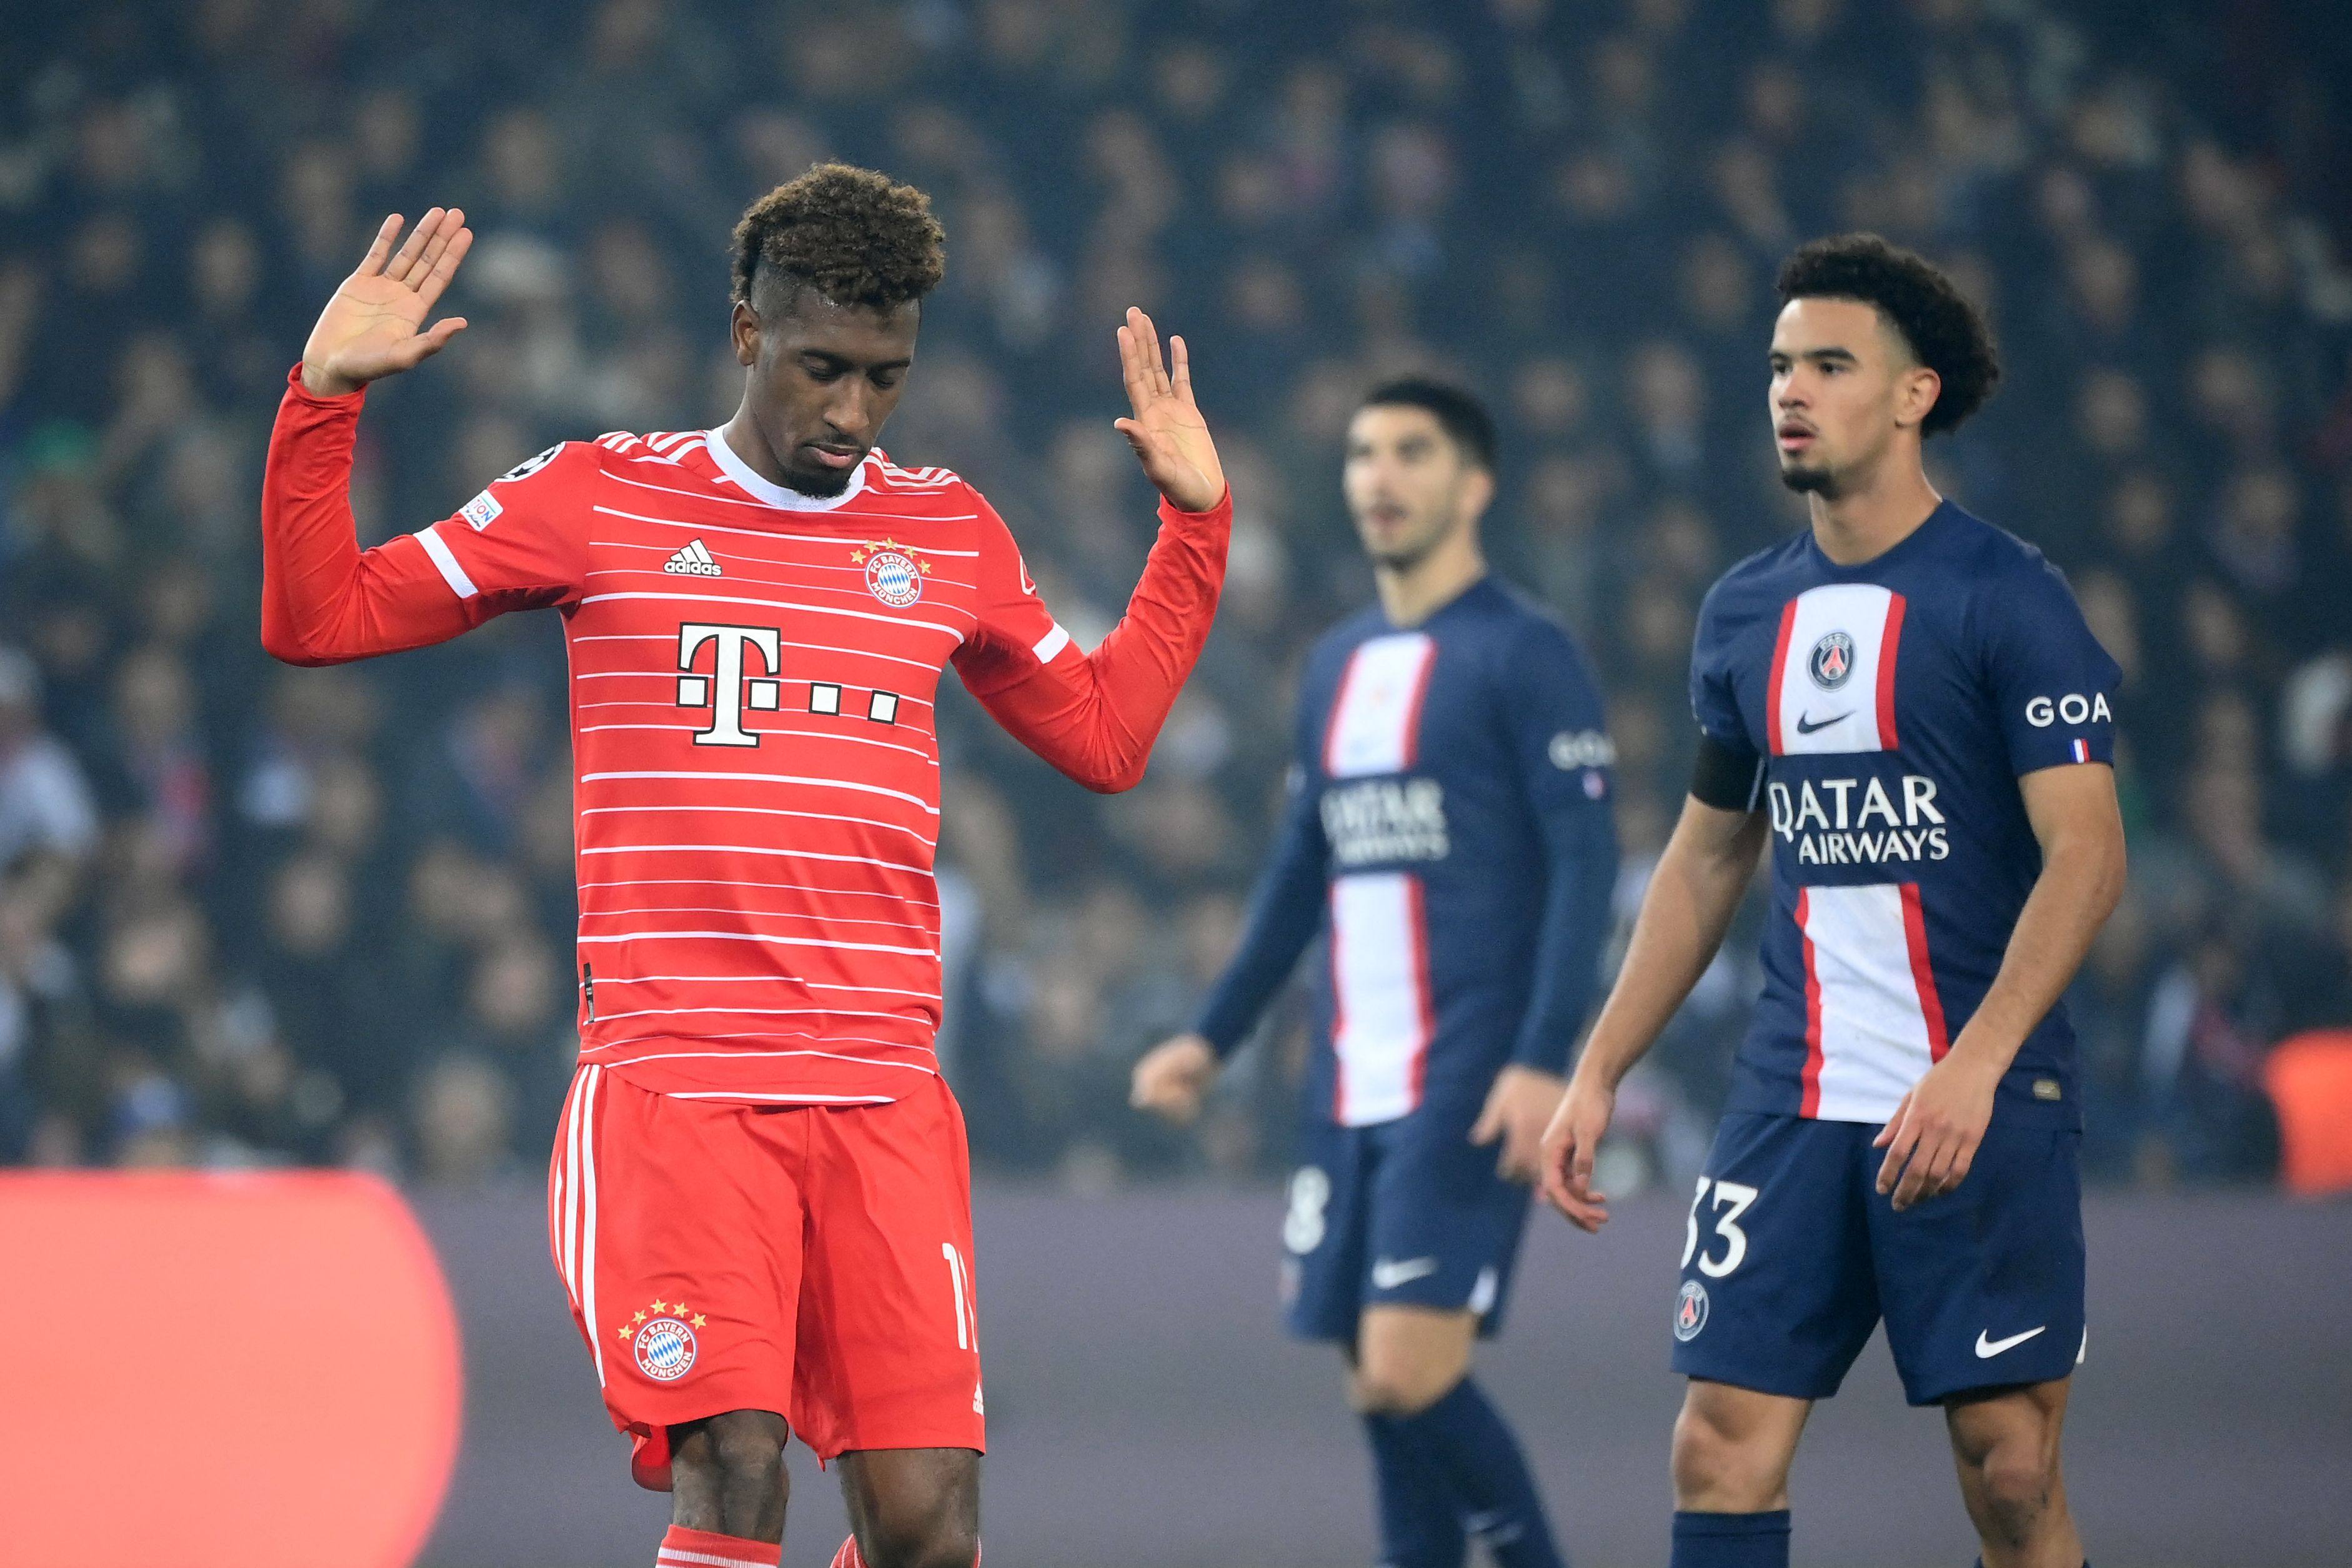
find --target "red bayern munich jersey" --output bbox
[262,367,1230,1105]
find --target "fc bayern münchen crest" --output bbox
[1808,629,1856,690]
[633,1315,698,1380]
[1673,1279,1710,1341]
[854,539,930,608]
[619,1296,704,1381]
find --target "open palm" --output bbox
[301,208,474,397]
[1112,306,1226,514]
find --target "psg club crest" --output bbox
[1808,630,1856,690]
[619,1298,704,1381]
[1674,1279,1710,1341]
[852,538,932,608]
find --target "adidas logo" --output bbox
[663,538,722,577]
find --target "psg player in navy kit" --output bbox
[1540,235,2125,1568]
[1135,382,1618,1568]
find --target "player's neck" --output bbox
[1375,537,1487,628]
[1806,460,1942,567]
[719,405,794,489]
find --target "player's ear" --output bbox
[730,299,761,369]
[1896,364,1941,432]
[1463,462,1497,524]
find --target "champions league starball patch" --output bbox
[852,539,932,608]
[619,1298,704,1381]
[1674,1279,1710,1341]
[1808,629,1856,690]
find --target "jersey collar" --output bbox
[703,425,872,511]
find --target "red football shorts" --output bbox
[546,1064,985,1477]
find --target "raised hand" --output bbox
[300,209,474,397]
[1112,306,1226,514]
[1129,1033,1219,1125]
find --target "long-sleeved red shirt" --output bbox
[262,365,1228,1101]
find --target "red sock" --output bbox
[658,1524,780,1568]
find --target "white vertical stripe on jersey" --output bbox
[1323,633,1437,779]
[1328,871,1432,1126]
[1771,583,1897,755]
[414,523,480,600]
[1795,883,1938,1122]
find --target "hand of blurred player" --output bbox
[1130,1033,1219,1125]
[1538,1074,1615,1232]
[300,209,474,397]
[1111,307,1226,514]
[1872,1042,2003,1211]
[1470,1064,1567,1184]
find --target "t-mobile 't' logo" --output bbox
[675,623,780,747]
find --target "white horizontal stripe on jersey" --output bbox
[660,1091,905,1103]
[414,524,480,599]
[582,768,938,813]
[585,540,980,590]
[584,1026,937,1053]
[579,875,940,909]
[591,975,944,998]
[581,802,937,846]
[582,565,984,610]
[579,903,937,935]
[577,691,936,716]
[576,722,940,763]
[581,587,968,644]
[594,492,981,548]
[1032,623,1072,662]
[600,1046,936,1068]
[571,633,942,673]
[595,1005,934,1025]
[575,928,939,956]
[580,841,931,875]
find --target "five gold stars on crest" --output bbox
[617,1298,709,1339]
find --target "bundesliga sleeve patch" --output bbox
[459,491,504,531]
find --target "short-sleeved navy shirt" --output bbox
[1689,501,2120,1128]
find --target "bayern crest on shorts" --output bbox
[620,1298,704,1381]
[853,538,930,608]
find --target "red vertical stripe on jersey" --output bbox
[1322,650,1362,776]
[1397,648,1438,768]
[1406,876,1436,1108]
[1795,887,1824,1117]
[1327,885,1349,1122]
[1764,599,1800,756]
[1897,881,1950,1061]
[1875,592,1907,750]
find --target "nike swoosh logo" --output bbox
[1369,1257,1440,1290]
[1975,1326,2047,1358]
[1795,711,1850,735]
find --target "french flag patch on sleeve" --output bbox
[2071,738,2090,763]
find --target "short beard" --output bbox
[781,458,859,498]
[1779,460,1837,497]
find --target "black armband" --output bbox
[1690,730,1766,811]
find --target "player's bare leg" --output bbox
[1671,1379,1811,1511]
[1348,1304,1563,1567]
[835,1446,980,1568]
[669,1409,789,1544]
[1349,1303,1476,1414]
[1945,1379,2082,1568]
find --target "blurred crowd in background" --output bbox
[3,0,2350,1194]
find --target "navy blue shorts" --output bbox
[1282,1111,1533,1342]
[1670,1111,2085,1406]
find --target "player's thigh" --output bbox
[547,1065,805,1426]
[1282,1117,1374,1342]
[793,1075,986,1463]
[1361,1113,1534,1338]
[1866,1118,2085,1406]
[1669,1113,1881,1401]
[1352,1303,1478,1414]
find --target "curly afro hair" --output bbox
[730,162,945,313]
[1776,234,2000,437]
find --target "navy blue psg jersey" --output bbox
[1196,578,1618,1128]
[1692,501,2120,1129]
